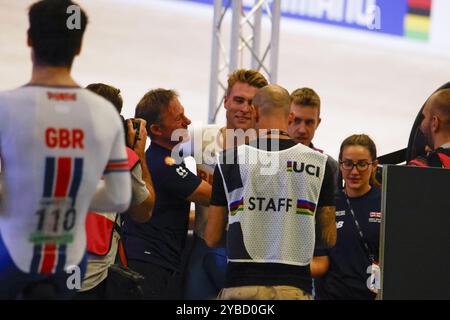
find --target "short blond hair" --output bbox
[226,69,268,96]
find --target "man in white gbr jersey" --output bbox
[0,0,131,299]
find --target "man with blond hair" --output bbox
[183,69,268,299]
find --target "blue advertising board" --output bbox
[183,0,430,40]
[280,0,407,36]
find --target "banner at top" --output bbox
[185,0,432,41]
[280,0,407,36]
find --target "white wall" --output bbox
[430,0,450,52]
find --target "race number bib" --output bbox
[29,199,76,246]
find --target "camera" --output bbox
[123,118,141,149]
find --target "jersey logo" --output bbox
[176,166,188,178]
[287,160,321,177]
[336,210,346,217]
[229,197,318,216]
[248,197,294,212]
[369,212,381,218]
[337,221,344,229]
[47,92,77,101]
[45,128,84,149]
[369,211,382,223]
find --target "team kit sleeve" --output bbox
[317,159,336,208]
[159,161,202,199]
[130,164,150,207]
[314,248,329,257]
[90,125,131,213]
[210,165,228,207]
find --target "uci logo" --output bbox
[287,161,320,177]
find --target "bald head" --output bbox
[428,89,450,131]
[252,84,291,117]
[420,88,450,149]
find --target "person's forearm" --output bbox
[125,154,155,223]
[315,206,337,249]
[127,196,153,223]
[205,205,227,247]
[186,181,212,207]
[137,155,155,211]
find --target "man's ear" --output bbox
[431,115,439,133]
[224,94,229,110]
[75,40,83,56]
[252,104,259,123]
[27,31,32,47]
[317,117,322,128]
[150,124,162,137]
[288,111,295,125]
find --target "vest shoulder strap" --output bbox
[85,212,117,256]
[408,157,429,167]
[126,147,140,170]
[436,148,450,168]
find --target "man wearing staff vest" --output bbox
[205,84,337,300]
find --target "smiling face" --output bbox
[224,81,259,130]
[157,97,191,146]
[340,145,376,195]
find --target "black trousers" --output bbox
[73,278,107,300]
[127,260,180,300]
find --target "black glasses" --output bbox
[340,160,373,172]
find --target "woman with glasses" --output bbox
[314,134,381,300]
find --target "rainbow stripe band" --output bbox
[296,199,316,216]
[287,161,293,172]
[229,198,244,216]
[405,0,432,41]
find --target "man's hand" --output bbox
[127,118,147,158]
[125,118,155,223]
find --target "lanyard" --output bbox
[345,197,375,263]
[264,129,291,138]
